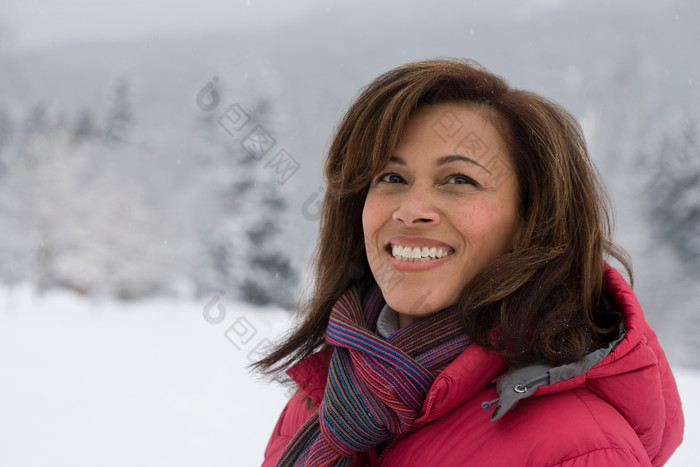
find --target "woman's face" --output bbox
[362,103,521,327]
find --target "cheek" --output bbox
[490,213,520,254]
[361,201,372,238]
[361,192,384,235]
[455,206,518,255]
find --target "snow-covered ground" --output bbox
[0,286,697,466]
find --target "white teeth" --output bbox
[389,243,454,262]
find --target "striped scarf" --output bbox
[277,283,470,466]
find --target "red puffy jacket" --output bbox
[263,265,684,466]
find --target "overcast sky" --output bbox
[3,0,333,50]
[2,0,575,51]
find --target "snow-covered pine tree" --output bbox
[647,114,700,277]
[194,98,298,309]
[72,109,98,143]
[0,104,86,292]
[0,108,13,178]
[645,112,700,366]
[0,108,11,150]
[103,76,133,146]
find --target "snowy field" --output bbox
[0,285,697,466]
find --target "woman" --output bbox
[255,59,684,466]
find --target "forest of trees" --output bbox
[0,77,299,308]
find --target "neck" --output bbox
[398,312,419,328]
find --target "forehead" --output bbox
[395,103,510,162]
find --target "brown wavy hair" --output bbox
[254,58,631,375]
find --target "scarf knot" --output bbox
[278,283,470,466]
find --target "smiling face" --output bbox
[362,103,521,327]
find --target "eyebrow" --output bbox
[389,155,492,175]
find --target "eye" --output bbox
[375,172,405,184]
[446,173,479,186]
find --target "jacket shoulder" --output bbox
[382,387,652,466]
[262,390,317,467]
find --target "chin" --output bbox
[385,287,450,318]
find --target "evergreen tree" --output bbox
[0,108,13,178]
[647,115,700,276]
[72,109,98,143]
[195,99,298,308]
[104,76,133,145]
[22,104,49,136]
[0,105,72,289]
[0,108,11,150]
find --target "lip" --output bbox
[385,236,456,272]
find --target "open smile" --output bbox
[383,237,456,271]
[388,243,455,262]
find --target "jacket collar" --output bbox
[490,318,626,420]
[414,344,507,425]
[487,264,648,420]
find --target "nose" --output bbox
[392,185,440,225]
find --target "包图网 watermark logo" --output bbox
[202,289,271,363]
[196,77,301,185]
